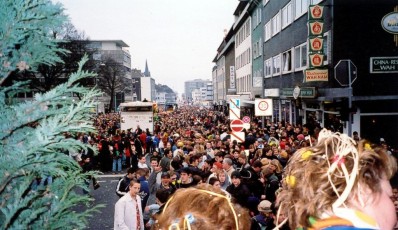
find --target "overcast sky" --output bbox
[55,0,239,95]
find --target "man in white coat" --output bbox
[114,179,145,230]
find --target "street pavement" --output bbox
[85,172,125,230]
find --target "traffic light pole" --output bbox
[348,63,353,137]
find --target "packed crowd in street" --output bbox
[73,105,397,230]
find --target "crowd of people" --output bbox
[75,105,397,230]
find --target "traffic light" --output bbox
[340,98,349,121]
[339,98,356,121]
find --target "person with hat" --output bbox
[147,166,176,206]
[226,171,250,209]
[250,200,276,230]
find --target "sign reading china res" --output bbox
[370,57,398,73]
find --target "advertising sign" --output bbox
[370,56,398,73]
[230,66,236,89]
[305,69,328,82]
[309,21,324,36]
[309,54,324,68]
[381,12,398,34]
[309,37,324,51]
[309,5,324,19]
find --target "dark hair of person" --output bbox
[156,189,171,204]
[208,177,220,186]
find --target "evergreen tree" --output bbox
[0,0,103,229]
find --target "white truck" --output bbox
[119,101,154,133]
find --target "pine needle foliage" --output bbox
[0,0,105,229]
[0,56,104,230]
[0,0,67,80]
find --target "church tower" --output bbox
[143,60,151,77]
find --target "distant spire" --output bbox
[144,59,151,77]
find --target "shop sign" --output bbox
[264,88,280,97]
[305,69,328,82]
[309,53,324,68]
[280,87,317,98]
[230,66,236,89]
[370,56,398,73]
[309,21,324,36]
[309,37,324,51]
[381,12,398,34]
[309,5,324,19]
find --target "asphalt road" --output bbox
[85,173,125,230]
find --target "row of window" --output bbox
[264,0,323,42]
[264,42,307,77]
[235,18,251,48]
[236,74,252,94]
[235,47,251,70]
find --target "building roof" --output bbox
[90,40,129,47]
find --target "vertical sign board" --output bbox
[255,99,273,116]
[230,66,236,89]
[229,98,240,120]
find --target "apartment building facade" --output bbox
[213,0,398,147]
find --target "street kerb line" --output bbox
[231,132,244,143]
[97,174,125,178]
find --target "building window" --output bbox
[282,49,292,73]
[264,58,272,78]
[294,43,307,70]
[294,0,308,19]
[272,12,281,36]
[272,55,281,76]
[282,2,293,29]
[264,21,271,41]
